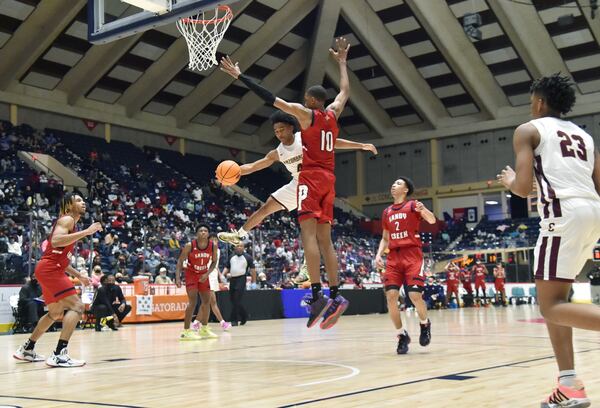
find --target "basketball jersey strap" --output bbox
[192,240,197,251]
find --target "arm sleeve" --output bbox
[239,74,276,105]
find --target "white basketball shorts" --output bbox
[534,198,600,282]
[270,179,298,212]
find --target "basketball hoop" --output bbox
[176,5,233,72]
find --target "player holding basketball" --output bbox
[14,193,101,367]
[498,73,600,407]
[472,260,488,303]
[375,177,436,354]
[176,224,218,340]
[444,261,460,307]
[493,262,507,306]
[217,111,377,246]
[220,37,353,329]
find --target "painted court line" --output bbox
[0,395,145,408]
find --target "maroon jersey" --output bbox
[472,265,487,281]
[382,200,422,250]
[460,270,472,283]
[300,109,339,173]
[446,270,459,283]
[40,216,77,270]
[186,239,214,275]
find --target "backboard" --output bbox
[87,0,238,44]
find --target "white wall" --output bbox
[438,194,483,221]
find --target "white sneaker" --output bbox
[13,345,45,362]
[191,320,200,331]
[46,348,85,368]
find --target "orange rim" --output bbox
[180,5,233,25]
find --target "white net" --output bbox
[176,6,232,72]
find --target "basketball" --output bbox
[215,160,241,186]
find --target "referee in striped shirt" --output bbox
[224,243,256,326]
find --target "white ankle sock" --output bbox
[397,329,407,336]
[238,228,248,238]
[420,319,429,324]
[219,320,225,324]
[558,370,577,387]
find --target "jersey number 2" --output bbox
[321,130,333,152]
[557,130,587,161]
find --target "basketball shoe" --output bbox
[46,348,85,368]
[13,345,45,362]
[220,321,232,331]
[191,320,200,331]
[541,380,590,408]
[303,292,332,328]
[397,331,411,355]
[199,326,218,339]
[217,231,242,246]
[419,319,431,346]
[293,262,309,284]
[320,295,350,329]
[179,329,202,341]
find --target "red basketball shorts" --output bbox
[494,278,505,291]
[462,282,473,293]
[383,246,425,290]
[297,169,335,224]
[35,259,77,305]
[184,270,210,292]
[475,279,486,291]
[446,282,459,293]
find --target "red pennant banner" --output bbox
[229,148,239,157]
[83,119,97,131]
[165,135,177,145]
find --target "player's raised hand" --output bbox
[362,143,378,155]
[497,165,515,190]
[219,55,241,79]
[86,222,103,235]
[414,201,425,213]
[329,37,350,63]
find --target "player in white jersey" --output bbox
[218,110,377,246]
[498,74,600,408]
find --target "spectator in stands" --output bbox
[155,267,173,284]
[223,243,256,326]
[114,272,131,284]
[105,274,131,326]
[91,265,103,288]
[7,235,22,257]
[91,275,118,332]
[18,274,44,331]
[588,266,600,305]
[258,272,273,289]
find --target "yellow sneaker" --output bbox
[198,326,218,339]
[217,231,242,246]
[179,329,202,341]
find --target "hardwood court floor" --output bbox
[1,306,600,407]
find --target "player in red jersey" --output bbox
[176,224,218,340]
[220,37,351,329]
[14,193,102,367]
[459,267,473,296]
[375,178,436,354]
[493,262,507,306]
[472,260,489,303]
[444,262,460,307]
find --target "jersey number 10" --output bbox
[321,130,333,152]
[557,130,587,161]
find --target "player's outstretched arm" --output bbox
[375,229,389,270]
[497,123,536,197]
[220,56,312,129]
[327,37,351,119]
[51,217,102,248]
[175,243,191,288]
[239,150,278,176]
[335,138,377,155]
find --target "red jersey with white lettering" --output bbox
[382,201,422,249]
[40,216,77,269]
[460,270,472,283]
[446,270,459,284]
[300,109,339,173]
[472,264,487,282]
[186,239,214,275]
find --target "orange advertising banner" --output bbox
[123,295,189,323]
